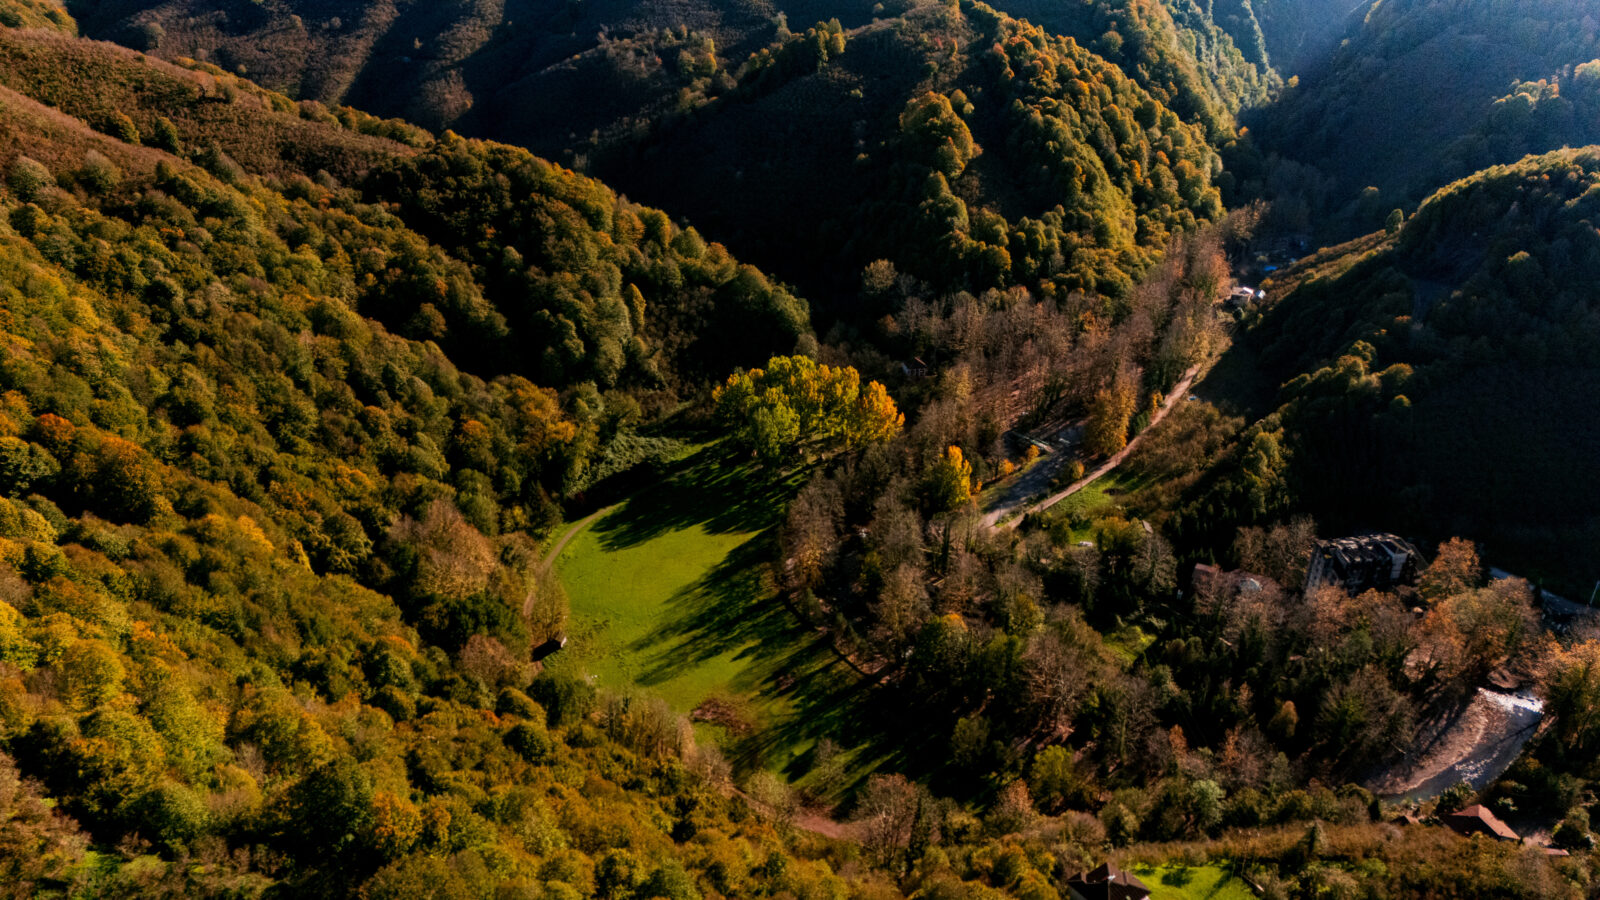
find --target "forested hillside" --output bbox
[1246,0,1360,73]
[0,15,926,894]
[920,0,1278,133]
[66,0,1289,136]
[64,0,1239,313]
[0,22,812,389]
[5,1,1600,897]
[55,0,1403,306]
[1180,148,1600,590]
[1243,0,1600,234]
[582,0,1227,309]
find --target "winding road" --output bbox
[982,365,1200,530]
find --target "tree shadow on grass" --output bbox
[592,443,808,551]
[581,440,950,793]
[628,534,792,685]
[746,662,948,791]
[624,528,952,787]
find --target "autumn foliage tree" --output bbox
[714,355,902,463]
[1083,367,1141,458]
[1419,537,1481,603]
[899,92,979,179]
[1542,640,1600,760]
[923,446,975,514]
[1416,577,1540,696]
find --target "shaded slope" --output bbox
[0,20,813,395]
[1248,0,1600,227]
[65,0,1309,141]
[576,1,1226,311]
[64,0,1239,313]
[1190,148,1600,588]
[1248,0,1364,75]
[67,0,874,130]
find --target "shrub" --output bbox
[505,721,556,762]
[77,151,120,194]
[528,673,597,728]
[105,112,140,144]
[7,156,53,201]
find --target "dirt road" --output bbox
[983,366,1200,530]
[525,506,613,617]
[540,506,611,570]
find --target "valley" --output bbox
[0,0,1596,896]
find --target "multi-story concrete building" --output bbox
[1304,533,1420,594]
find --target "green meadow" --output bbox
[1131,864,1258,900]
[546,444,897,792]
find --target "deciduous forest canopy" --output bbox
[0,0,1596,896]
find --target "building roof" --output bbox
[1193,563,1279,597]
[1065,862,1151,900]
[1445,805,1519,841]
[1313,534,1416,570]
[1305,533,1421,593]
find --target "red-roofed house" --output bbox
[1444,805,1519,841]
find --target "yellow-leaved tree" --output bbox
[714,355,903,463]
[924,445,975,513]
[1083,366,1140,458]
[1543,639,1600,756]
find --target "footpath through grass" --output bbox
[546,443,895,791]
[1130,864,1257,900]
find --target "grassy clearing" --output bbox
[1053,477,1119,519]
[1130,864,1257,900]
[1104,624,1155,664]
[546,443,900,793]
[1038,470,1150,542]
[552,506,764,712]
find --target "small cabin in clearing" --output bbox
[899,357,931,378]
[531,634,568,662]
